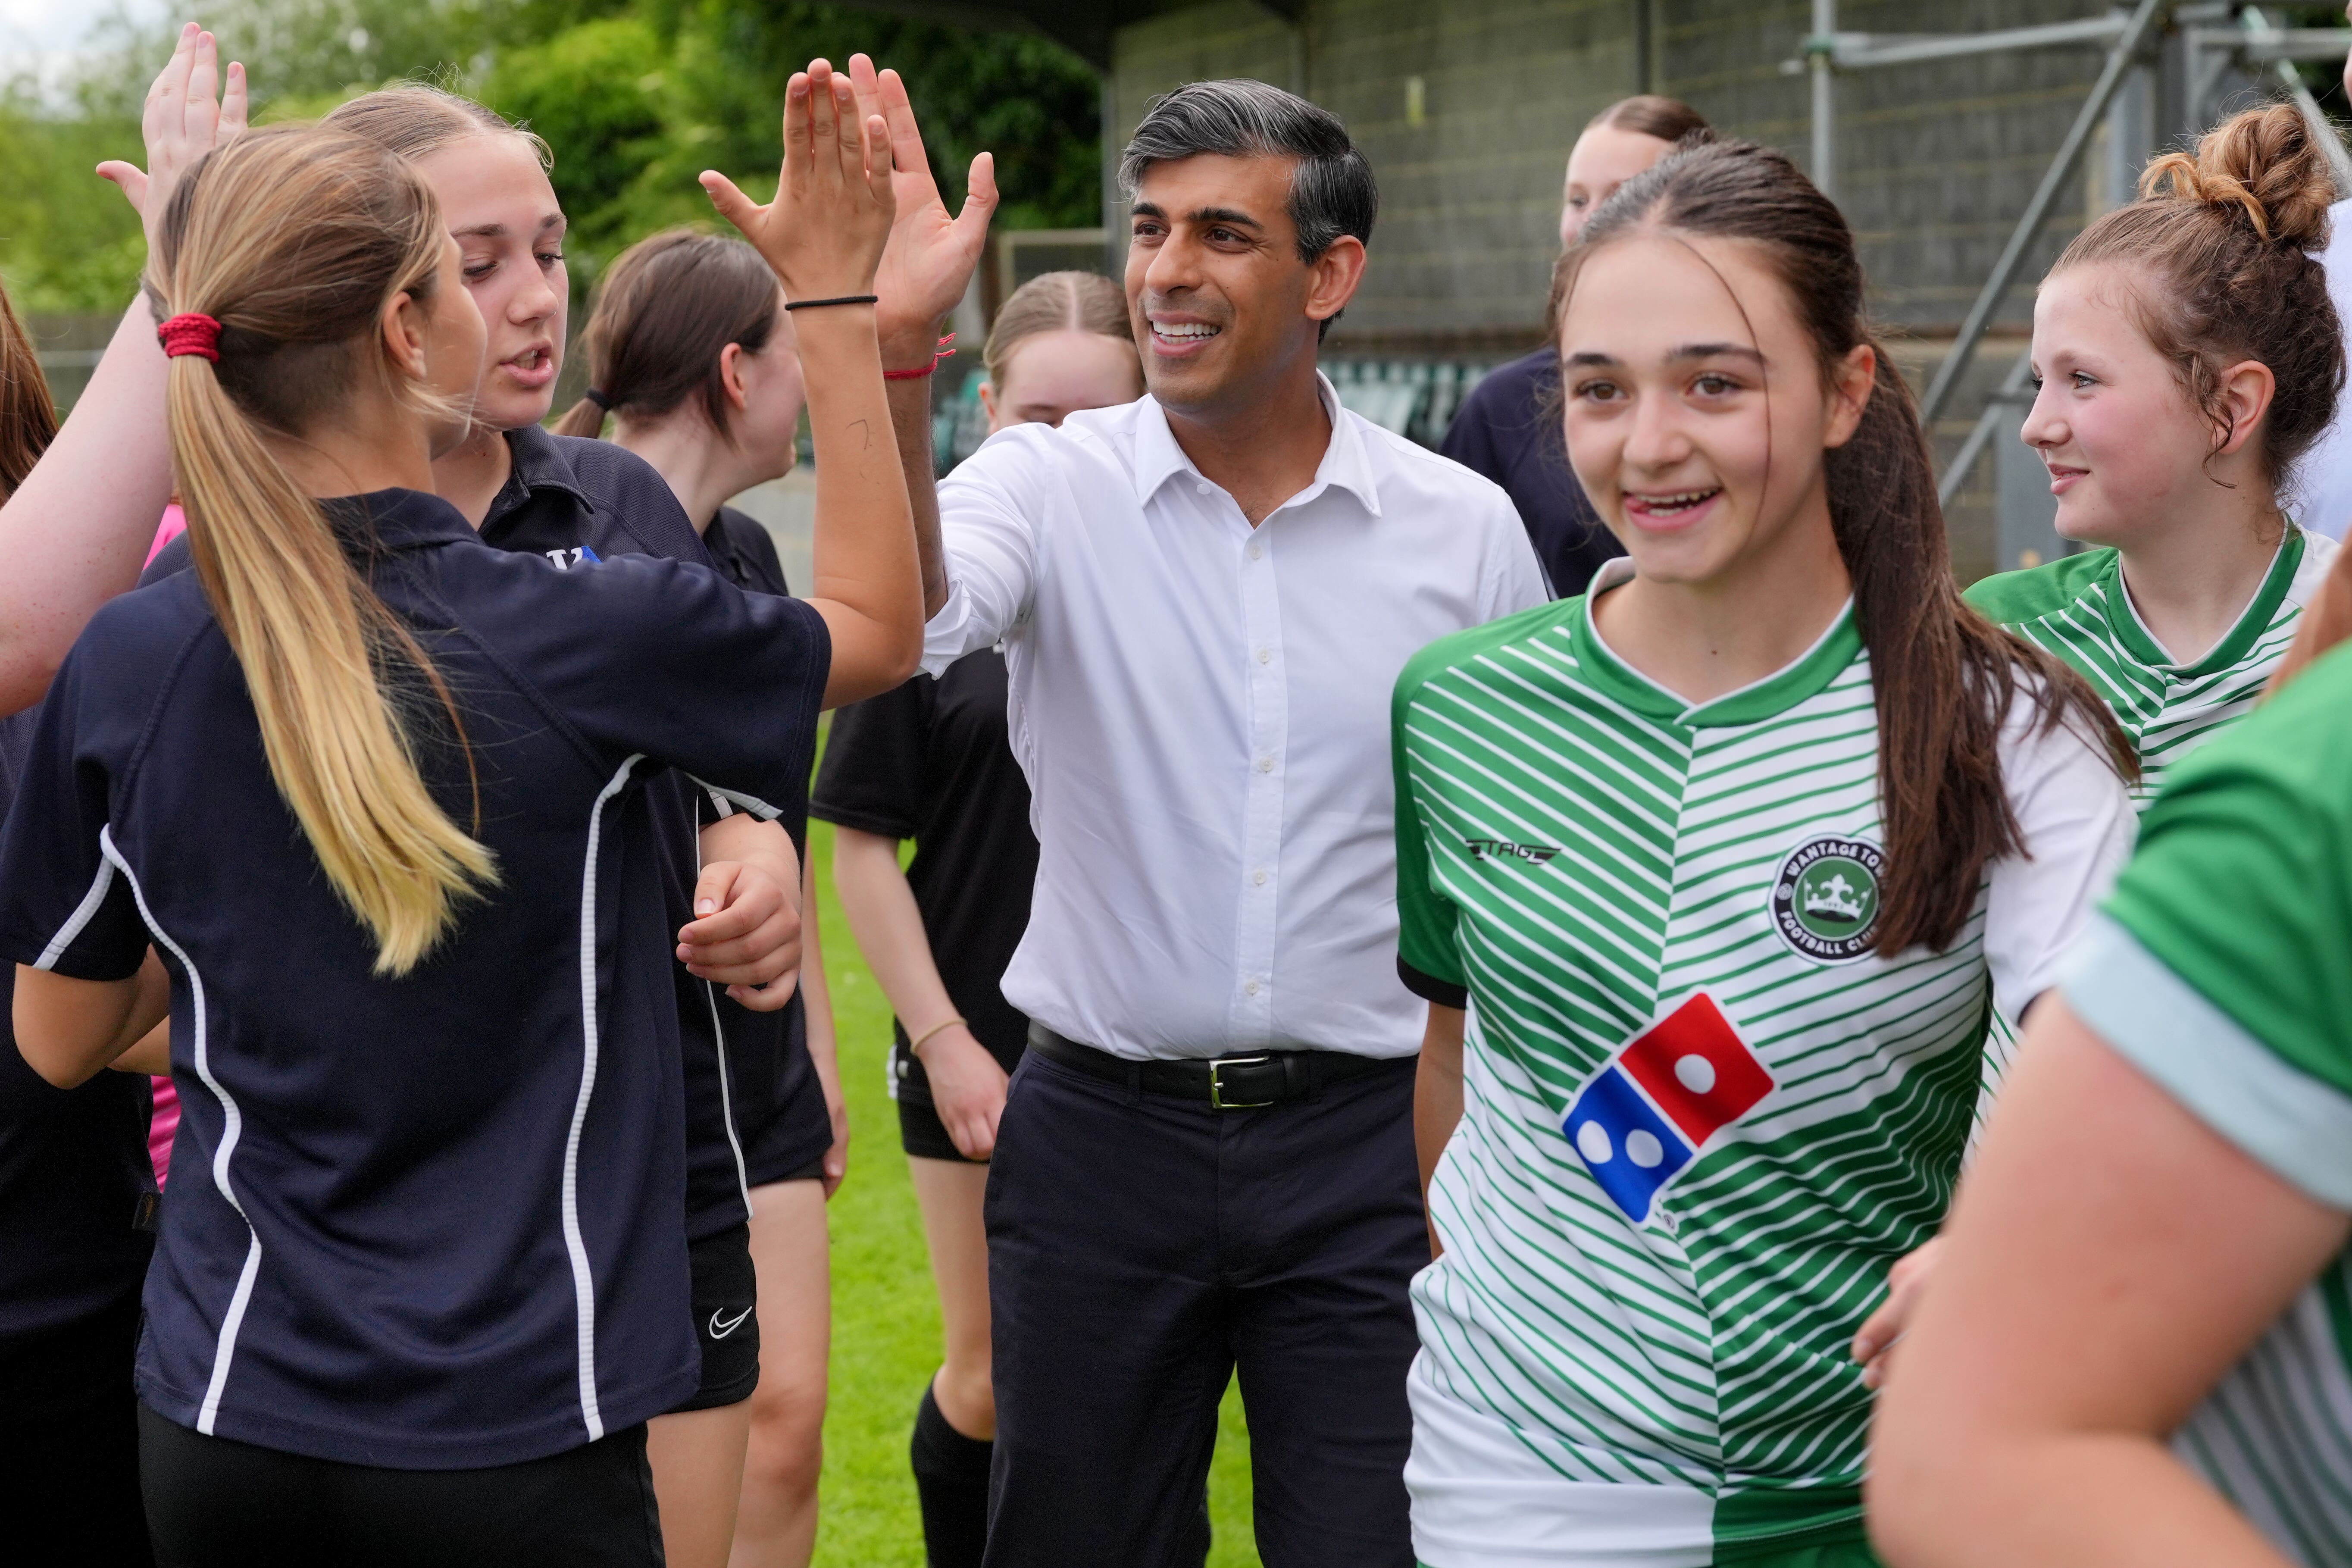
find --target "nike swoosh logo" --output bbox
[708,1305,753,1340]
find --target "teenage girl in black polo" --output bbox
[0,71,913,1566]
[0,277,158,1568]
[555,227,842,1568]
[813,270,1142,1568]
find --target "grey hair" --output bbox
[1118,79,1378,264]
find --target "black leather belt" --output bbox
[1026,1023,1401,1110]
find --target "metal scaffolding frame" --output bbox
[1788,3,2352,543]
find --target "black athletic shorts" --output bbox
[893,1023,1026,1164]
[138,1403,662,1568]
[672,1220,760,1412]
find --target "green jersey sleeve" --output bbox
[1392,635,1469,1008]
[2069,640,2352,1205]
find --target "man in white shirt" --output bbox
[869,75,1547,1567]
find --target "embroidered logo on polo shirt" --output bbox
[544,545,602,570]
[1771,837,1882,962]
[708,1305,752,1340]
[1466,836,1561,865]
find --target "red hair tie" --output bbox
[157,313,223,363]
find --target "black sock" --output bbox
[910,1382,993,1568]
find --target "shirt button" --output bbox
[1245,980,1262,996]
[1257,647,1271,664]
[1248,542,1264,561]
[1252,869,1268,886]
[1257,756,1274,773]
[1196,481,1213,496]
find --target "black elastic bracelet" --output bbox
[782,294,879,311]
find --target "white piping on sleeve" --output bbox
[566,755,643,1444]
[693,805,754,1217]
[686,776,783,822]
[35,856,117,970]
[99,827,260,1436]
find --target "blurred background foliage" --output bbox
[0,0,1101,311]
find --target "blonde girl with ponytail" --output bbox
[0,66,905,1566]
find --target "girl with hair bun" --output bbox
[1395,137,2133,1566]
[813,268,1139,1568]
[1963,103,2342,811]
[0,65,914,1565]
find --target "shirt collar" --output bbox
[1573,557,1864,728]
[1129,372,1384,519]
[485,423,596,528]
[322,488,479,552]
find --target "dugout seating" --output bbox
[929,357,1503,473]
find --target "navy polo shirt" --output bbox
[1438,347,1623,598]
[148,428,794,1244]
[0,488,830,1467]
[0,706,155,1346]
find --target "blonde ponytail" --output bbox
[157,125,496,974]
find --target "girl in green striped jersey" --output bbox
[1871,554,2352,1568]
[1962,104,2343,810]
[1394,139,2134,1568]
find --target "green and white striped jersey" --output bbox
[1965,530,2334,808]
[1392,562,2133,1566]
[2071,639,2352,1568]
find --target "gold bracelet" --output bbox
[907,1017,968,1055]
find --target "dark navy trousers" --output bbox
[981,1046,1423,1568]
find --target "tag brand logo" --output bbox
[543,545,603,570]
[708,1305,752,1340]
[1466,836,1561,864]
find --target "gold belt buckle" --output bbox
[1207,1054,1275,1110]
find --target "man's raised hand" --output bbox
[96,23,249,253]
[701,59,896,307]
[845,54,998,367]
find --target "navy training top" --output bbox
[1437,347,1621,598]
[146,428,790,1245]
[703,506,832,1188]
[1,488,830,1467]
[0,706,155,1345]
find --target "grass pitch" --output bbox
[807,817,1263,1566]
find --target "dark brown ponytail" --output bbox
[0,281,57,501]
[552,229,782,440]
[1554,140,2133,953]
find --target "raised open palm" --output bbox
[96,24,249,256]
[700,59,897,307]
[846,53,998,361]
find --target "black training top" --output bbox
[143,430,774,1244]
[2,488,829,1467]
[810,648,1037,1072]
[0,705,155,1345]
[1438,347,1621,599]
[698,503,831,1186]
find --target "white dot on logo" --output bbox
[1626,1130,1664,1169]
[1576,1121,1614,1165]
[1674,1055,1717,1095]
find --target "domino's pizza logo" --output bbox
[1562,993,1775,1224]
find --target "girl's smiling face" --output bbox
[2022,263,2252,548]
[412,133,569,434]
[1558,232,1872,588]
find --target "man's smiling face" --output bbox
[1125,153,1325,419]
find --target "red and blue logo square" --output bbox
[1562,992,1774,1224]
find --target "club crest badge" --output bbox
[1771,836,1882,962]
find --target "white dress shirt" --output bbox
[2291,197,2352,540]
[922,375,1550,1061]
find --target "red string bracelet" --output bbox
[157,313,223,363]
[884,333,956,381]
